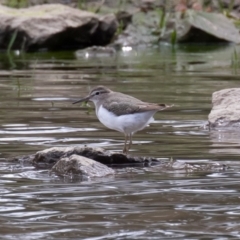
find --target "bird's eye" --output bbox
[95,92,100,95]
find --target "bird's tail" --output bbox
[158,104,174,111]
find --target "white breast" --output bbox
[96,105,156,134]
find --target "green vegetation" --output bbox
[81,101,92,115]
[77,0,105,13]
[77,0,86,10]
[7,29,18,54]
[231,48,239,70]
[117,0,126,12]
[6,0,29,8]
[227,0,235,15]
[171,28,177,46]
[114,20,124,40]
[158,9,166,30]
[217,0,235,16]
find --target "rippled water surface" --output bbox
[1,44,240,239]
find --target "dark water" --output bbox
[1,44,240,239]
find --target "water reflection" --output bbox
[1,44,240,239]
[1,170,240,239]
[210,129,240,155]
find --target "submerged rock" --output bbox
[51,154,115,178]
[208,88,240,128]
[146,160,229,173]
[75,46,116,58]
[8,146,229,179]
[0,4,118,51]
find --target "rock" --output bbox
[115,11,132,30]
[0,4,118,51]
[146,160,229,172]
[75,46,116,58]
[208,88,240,128]
[8,146,230,177]
[10,154,35,164]
[176,10,240,43]
[115,6,240,47]
[32,146,161,168]
[51,154,115,178]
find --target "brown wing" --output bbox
[138,103,173,112]
[104,101,172,116]
[103,92,173,116]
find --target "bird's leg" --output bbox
[127,133,133,153]
[123,134,129,154]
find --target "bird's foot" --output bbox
[122,147,128,155]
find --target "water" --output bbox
[1,44,240,239]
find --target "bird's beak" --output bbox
[72,95,91,104]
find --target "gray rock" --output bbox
[32,146,161,168]
[0,4,118,51]
[147,160,228,172]
[51,154,115,178]
[176,10,240,44]
[8,146,229,177]
[208,88,240,128]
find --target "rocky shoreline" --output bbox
[1,1,240,51]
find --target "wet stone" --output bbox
[8,146,230,178]
[51,154,115,178]
[29,146,162,178]
[208,88,240,129]
[32,146,161,169]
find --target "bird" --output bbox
[73,86,173,154]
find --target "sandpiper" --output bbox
[73,86,173,154]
